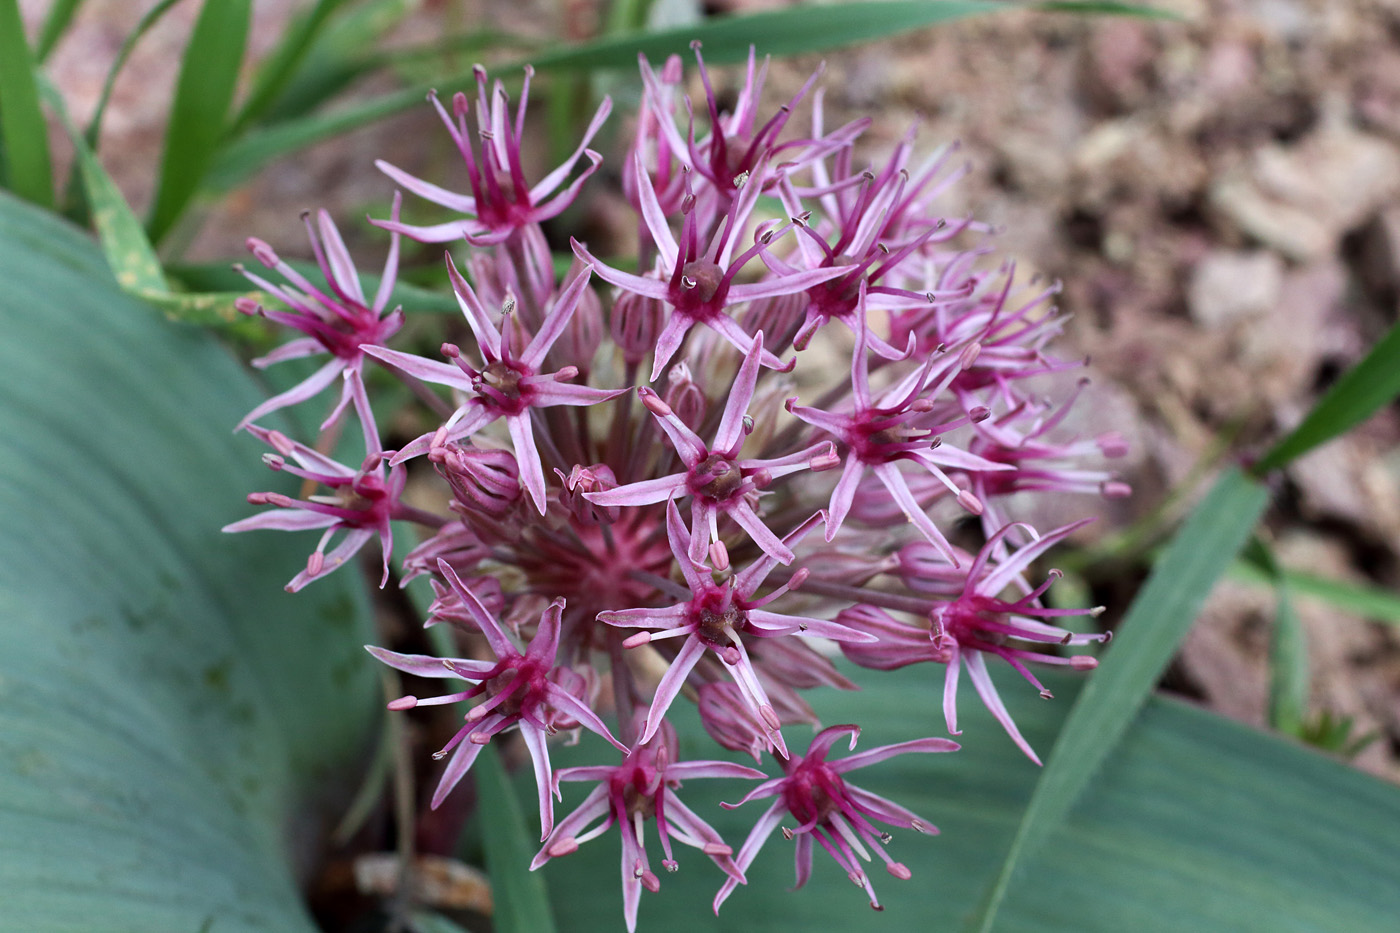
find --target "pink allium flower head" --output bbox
[369,566,627,837]
[715,725,958,913]
[375,67,611,244]
[234,195,405,432]
[236,53,1129,925]
[533,717,763,933]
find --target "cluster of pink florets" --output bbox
[226,47,1128,928]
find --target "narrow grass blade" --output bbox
[83,0,188,149]
[0,0,55,208]
[231,0,352,132]
[36,0,86,61]
[42,78,166,293]
[1229,559,1400,627]
[969,467,1270,932]
[148,0,251,243]
[476,743,560,933]
[526,0,1003,71]
[1253,318,1400,474]
[212,0,1152,191]
[1245,539,1308,732]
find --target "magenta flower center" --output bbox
[686,453,744,501]
[780,757,843,827]
[846,413,929,463]
[691,587,748,648]
[479,654,550,718]
[939,596,1012,648]
[475,360,531,414]
[671,260,727,318]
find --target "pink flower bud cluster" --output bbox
[225,46,1128,929]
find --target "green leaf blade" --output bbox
[148,0,251,243]
[0,190,380,930]
[0,0,55,207]
[1254,317,1400,474]
[477,744,559,933]
[971,467,1271,932]
[534,661,1400,932]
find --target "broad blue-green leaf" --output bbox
[972,467,1271,930]
[0,0,54,207]
[148,0,251,242]
[0,191,380,931]
[534,662,1400,931]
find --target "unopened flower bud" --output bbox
[556,463,620,524]
[438,443,521,518]
[610,292,665,365]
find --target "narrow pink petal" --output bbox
[362,344,474,390]
[527,380,629,408]
[544,684,628,752]
[286,528,373,592]
[528,150,605,223]
[585,472,686,507]
[365,645,458,679]
[532,784,610,869]
[572,239,670,300]
[432,734,488,809]
[873,462,957,565]
[649,314,692,383]
[964,650,1041,765]
[713,331,764,453]
[235,358,344,430]
[375,159,478,212]
[520,725,556,840]
[825,458,865,540]
[446,253,503,360]
[316,210,367,306]
[641,637,706,745]
[832,737,960,773]
[251,336,322,368]
[725,500,793,566]
[665,760,767,781]
[844,785,938,834]
[979,519,1092,597]
[727,264,846,301]
[665,497,706,592]
[437,559,516,658]
[597,605,688,629]
[521,266,594,370]
[506,413,547,514]
[529,96,613,202]
[629,149,679,270]
[944,643,962,735]
[373,216,483,244]
[371,192,403,312]
[222,509,337,534]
